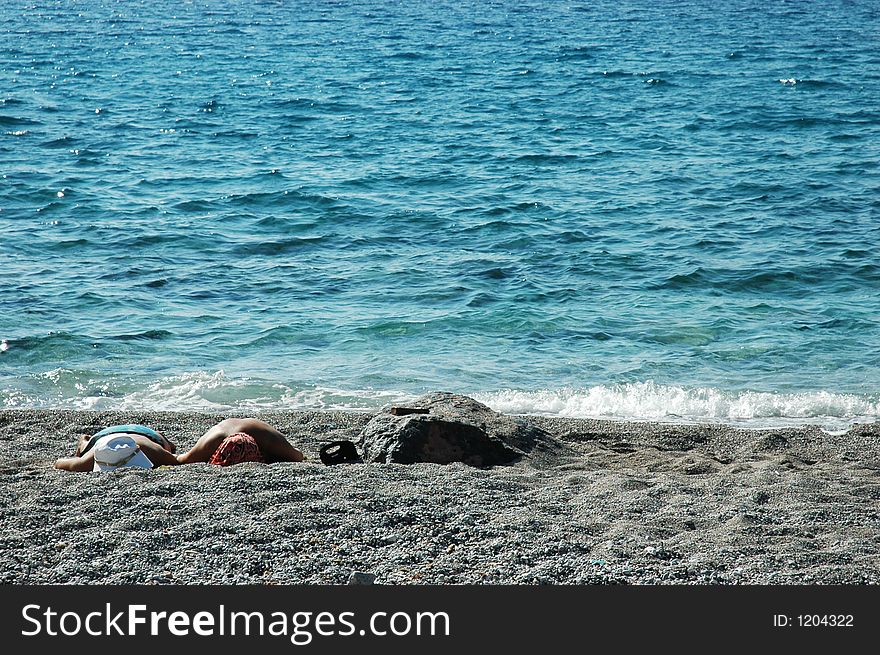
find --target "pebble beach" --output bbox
[1,408,878,585]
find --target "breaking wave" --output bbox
[474,382,880,431]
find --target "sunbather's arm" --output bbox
[136,436,181,467]
[54,452,94,472]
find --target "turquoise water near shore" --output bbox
[2,0,879,428]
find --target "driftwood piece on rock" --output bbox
[358,392,558,467]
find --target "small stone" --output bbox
[348,571,377,585]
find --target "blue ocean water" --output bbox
[1,0,879,428]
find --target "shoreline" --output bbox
[1,409,878,584]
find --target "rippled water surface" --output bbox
[2,0,879,427]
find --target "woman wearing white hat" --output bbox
[54,425,179,472]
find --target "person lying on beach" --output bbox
[54,419,305,471]
[176,417,306,466]
[54,424,179,472]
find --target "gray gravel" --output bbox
[1,409,878,584]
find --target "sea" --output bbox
[1,0,879,431]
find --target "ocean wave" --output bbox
[554,44,601,61]
[233,235,329,256]
[41,136,77,148]
[387,51,428,61]
[3,370,877,431]
[109,330,173,342]
[243,326,331,349]
[1,333,97,363]
[511,153,580,164]
[271,97,362,115]
[223,189,342,209]
[0,115,40,126]
[0,371,410,413]
[473,383,880,430]
[777,78,841,88]
[651,262,878,294]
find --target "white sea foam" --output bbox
[78,371,410,413]
[3,371,877,431]
[472,382,880,431]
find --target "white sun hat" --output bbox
[92,434,153,471]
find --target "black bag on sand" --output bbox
[319,440,362,465]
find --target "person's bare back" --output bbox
[176,418,305,465]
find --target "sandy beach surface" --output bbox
[1,408,878,585]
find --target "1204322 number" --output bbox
[798,615,854,627]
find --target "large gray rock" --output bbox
[357,392,558,467]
